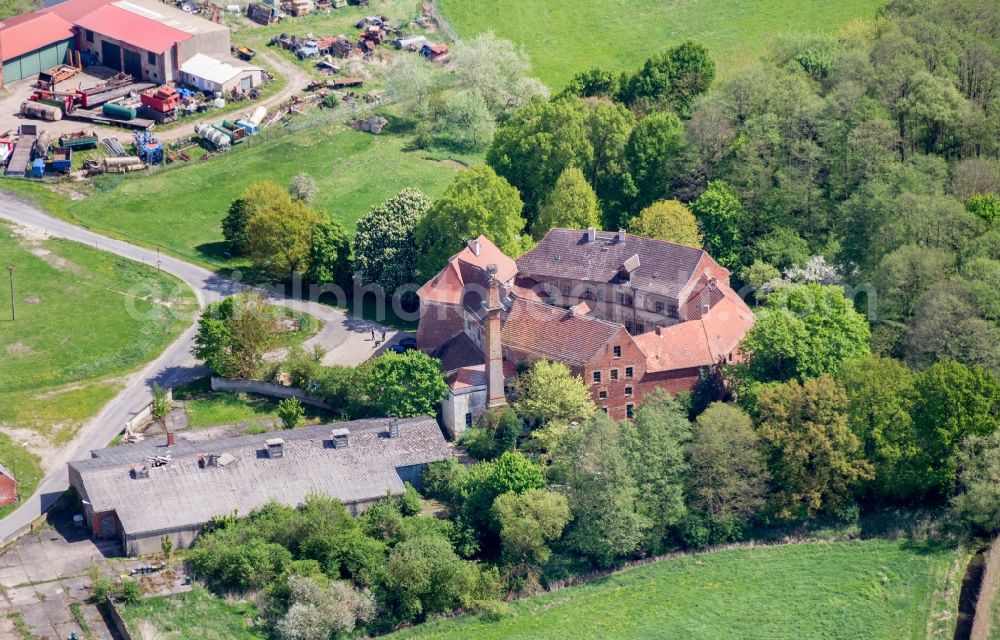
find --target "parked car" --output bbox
[388,337,417,354]
[293,40,320,59]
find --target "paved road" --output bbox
[0,193,397,542]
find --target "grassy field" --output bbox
[123,586,267,640]
[0,220,194,441]
[0,432,41,519]
[63,123,466,269]
[181,392,334,428]
[388,539,960,640]
[437,0,886,89]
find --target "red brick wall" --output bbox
[0,475,17,507]
[634,368,703,404]
[416,301,464,352]
[583,327,649,421]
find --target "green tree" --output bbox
[245,198,323,279]
[534,166,601,239]
[690,181,745,270]
[739,283,871,384]
[306,217,351,285]
[627,199,702,247]
[487,98,595,216]
[415,165,527,277]
[462,451,546,535]
[966,193,1000,225]
[550,413,649,567]
[449,31,548,115]
[872,245,955,325]
[383,534,479,623]
[623,389,691,553]
[429,89,496,151]
[352,188,431,296]
[756,376,873,520]
[625,112,686,209]
[278,397,305,430]
[460,406,522,460]
[363,351,447,418]
[192,293,280,379]
[838,356,920,501]
[276,575,375,640]
[911,360,1000,495]
[619,41,715,117]
[222,181,289,255]
[559,68,619,99]
[685,403,769,542]
[514,360,596,427]
[952,432,1000,534]
[493,489,570,568]
[151,382,171,422]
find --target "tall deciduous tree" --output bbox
[493,488,570,568]
[627,199,702,247]
[837,356,920,501]
[223,181,289,255]
[755,375,873,520]
[192,293,280,380]
[514,360,596,427]
[449,31,549,116]
[245,198,322,279]
[307,217,351,285]
[619,41,715,117]
[352,188,431,296]
[685,402,769,541]
[625,112,686,209]
[623,389,691,553]
[690,180,745,270]
[952,432,1000,534]
[911,360,1000,495]
[363,351,447,418]
[550,413,650,567]
[738,283,871,384]
[415,165,527,277]
[534,166,601,238]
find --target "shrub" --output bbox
[399,483,422,516]
[278,397,305,430]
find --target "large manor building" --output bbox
[416,228,755,435]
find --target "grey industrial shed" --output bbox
[68,416,454,556]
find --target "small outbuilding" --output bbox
[0,464,18,507]
[179,52,263,93]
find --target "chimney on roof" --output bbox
[587,227,597,242]
[468,238,481,257]
[484,264,506,411]
[389,417,400,438]
[656,325,664,336]
[266,438,285,458]
[165,431,176,447]
[618,229,626,243]
[331,428,350,448]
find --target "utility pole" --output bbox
[6,265,14,321]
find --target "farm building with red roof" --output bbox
[1,0,230,86]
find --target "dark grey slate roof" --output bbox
[69,417,452,536]
[516,228,708,301]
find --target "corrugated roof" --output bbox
[75,4,190,53]
[69,417,453,536]
[516,228,711,302]
[0,12,74,60]
[180,53,261,85]
[502,297,624,367]
[40,0,115,23]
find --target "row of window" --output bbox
[592,367,634,384]
[600,404,636,419]
[598,387,634,399]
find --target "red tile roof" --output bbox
[634,288,754,372]
[0,12,74,60]
[417,235,518,305]
[75,3,190,53]
[502,297,624,367]
[446,361,516,391]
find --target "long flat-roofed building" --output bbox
[68,417,453,556]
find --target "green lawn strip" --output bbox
[67,124,466,270]
[68,602,95,640]
[437,0,886,89]
[0,431,42,520]
[122,586,267,640]
[0,179,72,217]
[6,611,34,640]
[388,539,957,640]
[174,378,335,429]
[0,221,194,434]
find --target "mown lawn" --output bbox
[65,124,466,269]
[174,378,335,429]
[388,539,960,640]
[123,586,267,640]
[0,221,194,440]
[437,0,886,88]
[0,431,41,519]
